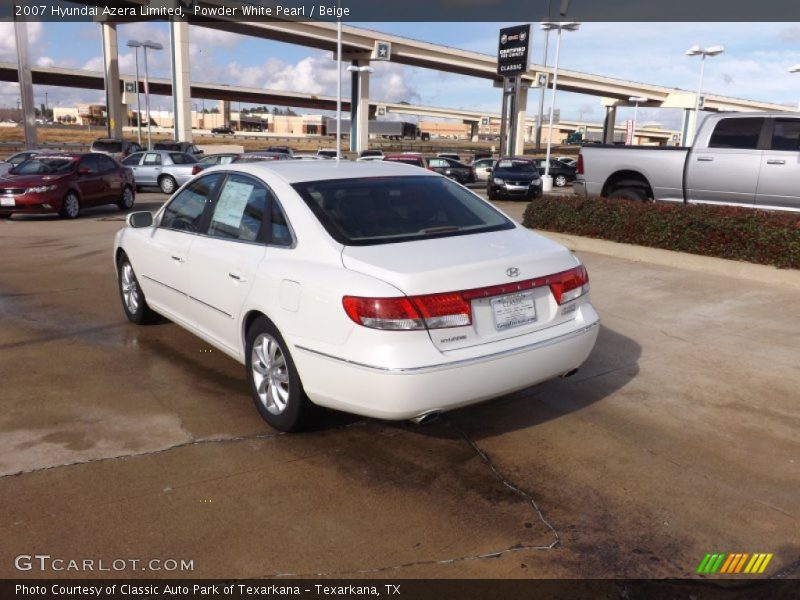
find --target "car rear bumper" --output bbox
[291,312,600,420]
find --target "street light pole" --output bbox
[540,22,579,192]
[127,40,143,146]
[336,2,342,162]
[685,45,724,145]
[628,96,648,145]
[789,64,800,109]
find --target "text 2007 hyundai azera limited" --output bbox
[114,161,599,431]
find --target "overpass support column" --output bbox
[466,121,479,141]
[511,84,529,155]
[602,105,617,144]
[13,20,36,149]
[349,60,370,154]
[220,100,231,128]
[169,20,192,142]
[101,22,123,139]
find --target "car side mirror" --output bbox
[127,211,153,228]
[486,167,492,173]
[78,166,91,176]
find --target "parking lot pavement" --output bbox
[0,193,797,579]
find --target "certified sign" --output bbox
[497,24,531,77]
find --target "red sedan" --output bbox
[0,153,135,219]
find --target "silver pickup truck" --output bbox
[573,112,800,212]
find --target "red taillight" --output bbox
[576,154,584,175]
[192,165,202,175]
[544,265,589,304]
[342,266,589,331]
[342,296,425,330]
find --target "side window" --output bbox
[770,120,800,151]
[270,200,293,247]
[79,155,99,174]
[160,173,222,233]
[219,155,235,165]
[428,158,447,168]
[207,174,268,242]
[95,155,117,171]
[170,153,194,165]
[143,153,162,166]
[9,153,31,165]
[122,153,143,166]
[708,118,765,149]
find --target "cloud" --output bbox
[0,22,43,62]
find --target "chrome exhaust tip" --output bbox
[561,368,579,378]
[410,411,441,426]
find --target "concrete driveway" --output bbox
[0,193,797,579]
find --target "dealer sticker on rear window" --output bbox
[491,291,536,331]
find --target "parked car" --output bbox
[486,157,543,200]
[472,157,497,182]
[114,161,599,431]
[574,112,800,211]
[121,150,199,194]
[211,126,234,135]
[317,149,338,158]
[0,150,57,176]
[359,149,384,159]
[473,150,494,161]
[437,152,461,161]
[232,152,292,164]
[356,155,385,162]
[0,153,134,219]
[265,146,294,157]
[383,154,427,168]
[153,141,203,156]
[427,156,476,184]
[90,138,142,160]
[293,153,330,160]
[556,156,577,168]
[196,153,239,168]
[533,158,577,188]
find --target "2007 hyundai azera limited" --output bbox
[114,162,599,431]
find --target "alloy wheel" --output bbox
[120,262,140,315]
[251,333,290,415]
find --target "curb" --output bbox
[536,230,800,292]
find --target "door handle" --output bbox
[171,255,185,263]
[766,159,786,165]
[228,271,247,282]
[696,156,714,162]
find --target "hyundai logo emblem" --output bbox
[506,267,520,278]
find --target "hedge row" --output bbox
[521,195,800,270]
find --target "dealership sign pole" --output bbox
[497,24,531,157]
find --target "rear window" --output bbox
[292,176,514,246]
[91,140,122,153]
[494,159,537,173]
[13,158,76,174]
[708,118,764,149]
[170,153,196,164]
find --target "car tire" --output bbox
[118,185,135,211]
[609,187,648,202]
[59,191,80,219]
[246,316,313,432]
[555,174,568,187]
[0,214,11,219]
[487,189,496,201]
[117,254,157,325]
[158,175,177,195]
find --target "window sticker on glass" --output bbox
[212,180,254,231]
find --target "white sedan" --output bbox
[114,161,599,431]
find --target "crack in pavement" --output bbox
[263,416,560,578]
[1,416,560,576]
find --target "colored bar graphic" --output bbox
[701,552,774,575]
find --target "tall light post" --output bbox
[129,39,163,149]
[126,40,144,145]
[628,96,648,145]
[335,0,343,161]
[685,45,724,145]
[789,64,800,109]
[540,21,579,192]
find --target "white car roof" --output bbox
[213,159,436,184]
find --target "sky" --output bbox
[1,20,800,130]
